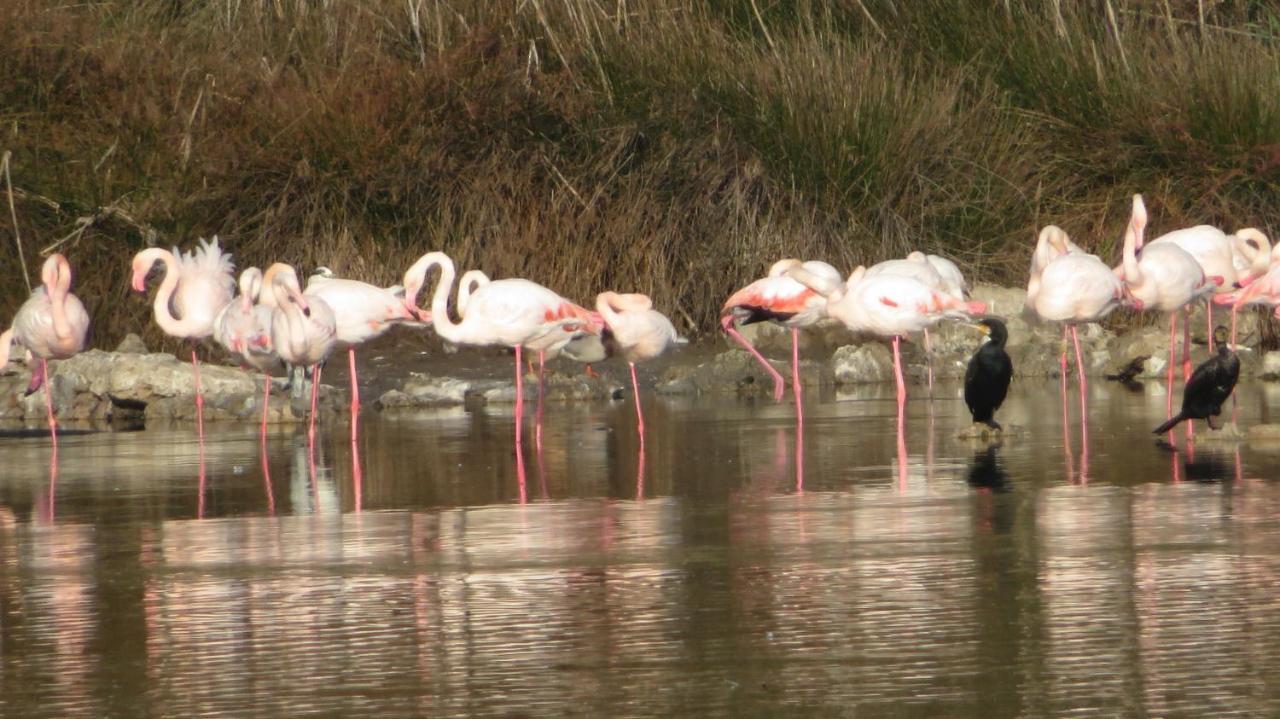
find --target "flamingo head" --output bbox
[130,255,156,293]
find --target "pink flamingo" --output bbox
[720,259,842,423]
[595,291,682,445]
[268,264,337,440]
[1146,224,1263,349]
[1116,195,1217,423]
[304,266,429,439]
[0,254,90,444]
[214,267,280,436]
[403,252,601,454]
[1025,225,1125,449]
[786,264,984,420]
[131,237,235,439]
[864,252,985,390]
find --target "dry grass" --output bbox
[0,0,1277,350]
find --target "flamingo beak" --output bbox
[130,270,147,293]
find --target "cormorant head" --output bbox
[1213,325,1230,351]
[971,317,1009,347]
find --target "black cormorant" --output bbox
[1153,326,1239,434]
[964,318,1013,430]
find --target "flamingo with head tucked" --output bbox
[214,267,280,435]
[131,237,235,439]
[721,259,842,425]
[268,264,337,440]
[304,266,428,439]
[595,291,681,445]
[0,254,90,444]
[402,252,601,456]
[864,252,985,390]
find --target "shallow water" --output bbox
[2,377,1280,717]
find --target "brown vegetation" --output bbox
[0,0,1277,349]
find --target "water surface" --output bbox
[2,378,1280,717]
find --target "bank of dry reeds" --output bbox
[0,0,1277,349]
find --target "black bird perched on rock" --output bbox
[1153,326,1239,434]
[964,318,1013,430]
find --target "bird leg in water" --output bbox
[348,347,360,445]
[260,372,271,439]
[630,361,645,445]
[1206,300,1214,352]
[1070,325,1090,477]
[42,358,57,448]
[791,328,803,427]
[923,327,934,394]
[1182,309,1192,384]
[514,345,525,449]
[192,348,205,444]
[720,316,785,402]
[1166,314,1177,421]
[308,363,323,443]
[535,350,546,452]
[891,335,907,417]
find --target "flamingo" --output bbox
[131,237,235,439]
[1025,225,1125,445]
[1116,195,1217,423]
[0,254,90,444]
[864,252,985,389]
[786,264,984,415]
[214,267,280,435]
[268,264,337,440]
[402,252,601,455]
[595,291,682,445]
[304,266,429,438]
[720,259,842,424]
[1146,224,1248,349]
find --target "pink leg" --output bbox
[891,336,907,414]
[1206,301,1214,352]
[352,431,364,513]
[923,327,934,394]
[630,361,645,445]
[636,441,647,501]
[348,347,359,445]
[46,443,58,523]
[260,372,271,439]
[1061,364,1075,483]
[513,345,527,501]
[1166,314,1177,420]
[308,363,322,443]
[721,318,785,401]
[192,348,205,443]
[791,327,804,426]
[260,429,275,516]
[514,345,524,448]
[535,350,546,452]
[892,336,907,491]
[42,358,57,448]
[795,412,805,494]
[1230,306,1238,347]
[1181,309,1192,383]
[1071,326,1090,485]
[197,441,207,519]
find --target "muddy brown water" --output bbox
[2,370,1280,717]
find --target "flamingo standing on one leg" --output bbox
[1026,225,1126,454]
[131,237,235,439]
[1116,195,1217,427]
[268,265,337,441]
[304,266,429,442]
[402,252,601,476]
[0,254,90,446]
[595,292,682,446]
[720,259,843,424]
[214,267,281,436]
[864,251,985,391]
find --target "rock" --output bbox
[376,370,621,409]
[0,350,342,426]
[832,343,893,384]
[655,350,810,396]
[114,333,148,354]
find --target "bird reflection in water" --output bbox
[1159,440,1244,485]
[967,443,1011,494]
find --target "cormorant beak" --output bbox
[965,322,991,336]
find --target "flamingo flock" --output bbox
[0,193,1270,493]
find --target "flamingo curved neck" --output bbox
[421,253,466,343]
[139,249,197,338]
